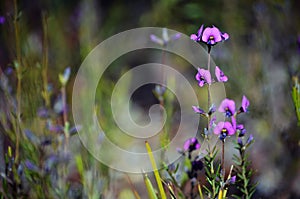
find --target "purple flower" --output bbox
[210,115,217,128]
[183,137,200,153]
[190,24,204,42]
[240,95,250,113]
[25,160,39,172]
[196,68,212,87]
[246,134,254,145]
[150,28,181,46]
[202,26,229,46]
[236,124,247,137]
[214,121,235,140]
[0,16,5,24]
[190,24,229,46]
[208,104,216,115]
[218,98,236,117]
[230,175,236,184]
[215,66,228,82]
[192,106,205,115]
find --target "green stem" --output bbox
[42,12,50,108]
[13,0,22,163]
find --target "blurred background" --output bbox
[0,0,300,198]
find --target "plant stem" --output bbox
[13,0,22,163]
[42,12,50,108]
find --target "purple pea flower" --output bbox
[214,121,235,140]
[183,137,201,153]
[192,106,206,115]
[237,124,247,137]
[218,98,236,117]
[210,115,217,128]
[190,24,204,42]
[196,68,212,87]
[202,25,229,46]
[246,134,254,145]
[215,66,228,82]
[240,95,250,113]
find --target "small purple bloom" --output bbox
[236,124,247,137]
[190,24,204,42]
[218,98,236,117]
[215,66,228,82]
[240,95,250,113]
[196,68,212,87]
[230,175,236,184]
[0,16,5,24]
[214,121,235,140]
[237,137,243,147]
[202,26,229,46]
[25,160,39,172]
[183,137,201,153]
[210,115,217,128]
[208,104,216,115]
[246,134,254,145]
[192,106,205,115]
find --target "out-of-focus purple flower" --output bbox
[154,85,166,96]
[25,160,39,172]
[0,16,5,24]
[246,134,254,145]
[218,98,236,117]
[192,106,206,115]
[208,104,216,115]
[237,137,243,147]
[215,66,228,82]
[202,26,229,46]
[230,175,236,184]
[196,68,211,87]
[37,107,50,118]
[190,24,204,42]
[150,28,181,46]
[183,137,201,153]
[210,115,217,128]
[240,95,250,113]
[214,121,235,140]
[44,155,58,173]
[24,129,40,145]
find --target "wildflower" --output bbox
[196,68,211,87]
[210,115,217,128]
[237,137,243,147]
[240,95,250,113]
[236,124,247,137]
[183,137,201,153]
[246,134,254,145]
[150,28,181,46]
[214,121,235,141]
[190,24,204,42]
[218,98,236,117]
[230,175,236,184]
[215,66,228,82]
[208,104,216,115]
[192,106,206,115]
[202,26,229,45]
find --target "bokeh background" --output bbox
[0,0,300,198]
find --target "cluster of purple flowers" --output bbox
[190,24,251,142]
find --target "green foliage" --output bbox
[292,76,300,125]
